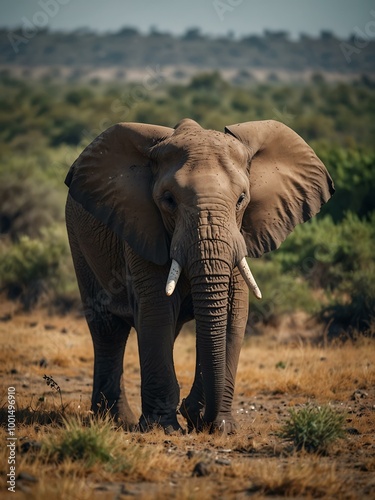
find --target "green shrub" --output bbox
[269,213,375,333]
[0,175,64,240]
[50,118,86,146]
[269,217,338,289]
[188,71,228,92]
[64,88,94,106]
[0,225,78,309]
[321,265,375,335]
[45,416,129,470]
[248,259,318,328]
[315,146,375,222]
[279,405,346,453]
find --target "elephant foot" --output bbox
[180,399,238,434]
[138,414,184,435]
[179,397,205,433]
[210,413,238,435]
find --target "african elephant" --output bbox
[65,118,334,433]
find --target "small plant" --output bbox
[279,404,346,453]
[43,374,63,409]
[275,361,287,369]
[45,416,131,471]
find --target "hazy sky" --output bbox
[0,0,374,39]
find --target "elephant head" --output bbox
[65,118,334,426]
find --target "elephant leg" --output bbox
[176,296,206,432]
[174,310,206,433]
[180,369,205,432]
[136,298,182,433]
[213,267,248,433]
[90,314,137,429]
[179,349,205,432]
[128,251,182,433]
[69,242,137,429]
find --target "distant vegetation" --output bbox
[0,70,374,336]
[1,27,374,73]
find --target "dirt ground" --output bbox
[0,300,374,499]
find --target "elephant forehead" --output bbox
[173,162,248,199]
[154,130,249,168]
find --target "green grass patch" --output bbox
[45,416,132,471]
[279,404,346,453]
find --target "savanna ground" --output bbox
[1,299,374,500]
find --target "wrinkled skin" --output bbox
[65,119,334,433]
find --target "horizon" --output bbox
[0,0,374,40]
[0,23,367,41]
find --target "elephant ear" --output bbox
[225,120,335,258]
[65,122,174,265]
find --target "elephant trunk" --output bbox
[167,214,257,426]
[187,241,232,424]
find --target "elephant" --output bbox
[65,118,334,434]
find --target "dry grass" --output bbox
[1,302,374,499]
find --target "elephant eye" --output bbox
[236,192,246,210]
[161,191,177,212]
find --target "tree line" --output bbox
[1,26,374,73]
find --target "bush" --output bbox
[188,71,228,92]
[269,217,338,289]
[50,118,86,146]
[321,265,375,335]
[269,213,375,333]
[247,259,318,329]
[248,211,375,335]
[315,146,375,222]
[279,404,346,453]
[0,225,78,309]
[0,175,64,241]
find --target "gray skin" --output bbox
[65,118,334,433]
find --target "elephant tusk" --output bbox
[165,259,182,296]
[238,257,262,300]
